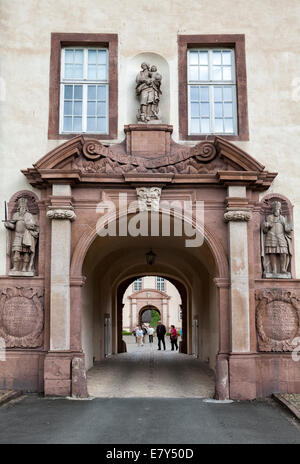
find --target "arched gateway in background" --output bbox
[0,124,299,401]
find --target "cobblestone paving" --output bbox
[87,336,215,398]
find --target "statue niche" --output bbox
[136,62,162,122]
[261,198,293,278]
[4,195,39,276]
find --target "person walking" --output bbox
[156,321,166,350]
[133,326,139,344]
[170,325,178,351]
[148,325,154,343]
[142,325,148,340]
[136,326,144,347]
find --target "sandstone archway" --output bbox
[139,306,161,325]
[8,129,288,401]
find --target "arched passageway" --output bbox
[139,306,160,325]
[77,213,226,398]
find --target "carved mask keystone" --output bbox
[136,187,162,211]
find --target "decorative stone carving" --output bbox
[0,287,44,348]
[23,131,278,192]
[79,139,219,175]
[4,197,39,276]
[136,63,162,122]
[256,289,300,351]
[224,209,252,222]
[47,207,76,221]
[136,187,162,211]
[261,200,293,278]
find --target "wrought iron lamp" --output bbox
[146,249,156,265]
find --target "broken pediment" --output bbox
[22,125,277,190]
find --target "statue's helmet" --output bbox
[17,197,28,211]
[271,200,281,212]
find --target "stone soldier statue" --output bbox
[261,200,293,277]
[136,62,162,122]
[4,197,39,275]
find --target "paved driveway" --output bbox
[0,396,299,444]
[87,336,215,398]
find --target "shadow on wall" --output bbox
[126,52,170,125]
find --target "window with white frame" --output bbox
[188,49,237,135]
[133,278,143,292]
[60,47,109,134]
[156,277,165,291]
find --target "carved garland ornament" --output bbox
[80,140,218,174]
[255,289,300,352]
[224,209,252,222]
[47,208,76,221]
[0,287,44,348]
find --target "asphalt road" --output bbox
[0,395,299,444]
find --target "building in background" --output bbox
[122,276,182,331]
[0,0,299,401]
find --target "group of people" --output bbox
[132,321,179,351]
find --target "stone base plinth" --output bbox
[71,357,88,398]
[124,124,173,157]
[137,120,162,125]
[44,352,87,397]
[8,270,35,277]
[228,353,300,400]
[0,351,45,392]
[263,272,292,279]
[44,354,71,396]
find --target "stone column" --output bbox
[224,186,251,353]
[47,184,76,351]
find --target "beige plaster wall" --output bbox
[1,0,299,275]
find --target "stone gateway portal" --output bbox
[0,124,299,400]
[0,10,299,402]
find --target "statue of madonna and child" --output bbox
[136,62,162,123]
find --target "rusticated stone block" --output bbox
[215,356,229,400]
[44,379,71,397]
[71,357,88,398]
[229,356,257,400]
[44,358,71,380]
